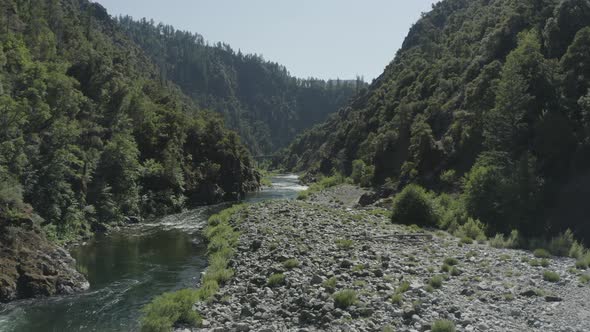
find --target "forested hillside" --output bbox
[283,0,590,241]
[117,17,365,154]
[0,0,259,242]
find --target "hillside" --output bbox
[116,17,366,154]
[283,0,590,241]
[0,0,259,243]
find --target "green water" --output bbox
[0,175,305,332]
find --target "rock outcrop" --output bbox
[0,215,89,303]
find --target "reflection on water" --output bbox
[0,174,305,332]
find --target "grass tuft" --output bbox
[543,270,560,283]
[333,289,358,308]
[267,273,286,287]
[283,258,300,269]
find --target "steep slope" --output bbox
[116,17,366,154]
[283,0,590,240]
[0,0,259,243]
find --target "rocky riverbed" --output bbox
[193,185,590,332]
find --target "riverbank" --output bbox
[192,184,590,331]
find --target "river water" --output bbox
[0,174,307,332]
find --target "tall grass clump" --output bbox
[333,289,358,308]
[141,204,245,331]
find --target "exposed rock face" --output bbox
[193,185,590,332]
[0,216,89,303]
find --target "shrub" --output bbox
[333,289,358,308]
[576,251,590,269]
[140,289,201,332]
[456,218,486,242]
[431,319,456,332]
[351,159,374,187]
[534,248,551,258]
[543,271,560,283]
[450,267,462,276]
[428,275,444,289]
[391,184,438,227]
[283,259,300,269]
[460,237,473,245]
[435,193,468,233]
[489,230,520,249]
[440,169,457,186]
[549,230,576,257]
[569,241,585,259]
[580,274,590,284]
[267,273,286,287]
[440,264,451,273]
[444,257,459,266]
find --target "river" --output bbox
[0,174,307,332]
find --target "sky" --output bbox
[95,0,439,81]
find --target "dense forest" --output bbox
[116,16,366,154]
[0,0,259,242]
[283,0,590,242]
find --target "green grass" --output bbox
[282,258,300,269]
[580,274,590,284]
[534,248,551,258]
[432,319,456,332]
[140,289,202,332]
[335,238,354,250]
[333,289,358,308]
[141,204,245,331]
[267,273,286,287]
[543,270,560,283]
[440,264,451,273]
[450,266,462,276]
[428,275,444,289]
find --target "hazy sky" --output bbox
[95,0,439,81]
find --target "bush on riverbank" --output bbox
[141,204,245,331]
[391,184,438,227]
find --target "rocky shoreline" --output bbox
[189,184,590,332]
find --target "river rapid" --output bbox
[0,174,307,332]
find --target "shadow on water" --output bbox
[0,174,305,332]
